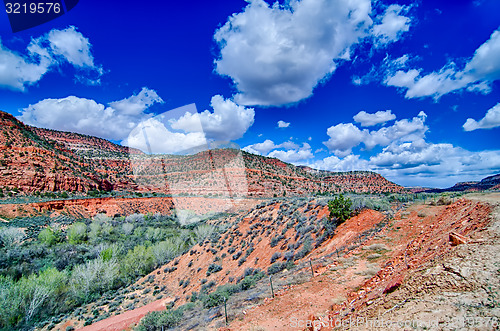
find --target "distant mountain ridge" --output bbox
[0,110,405,196]
[443,173,500,192]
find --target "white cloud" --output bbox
[315,138,500,188]
[323,111,428,156]
[109,87,163,116]
[353,110,396,126]
[19,87,162,141]
[313,154,370,172]
[125,118,206,154]
[20,92,255,153]
[0,39,51,91]
[43,26,96,67]
[170,95,254,141]
[277,120,290,128]
[244,139,313,163]
[368,141,500,187]
[463,103,500,131]
[268,143,313,163]
[214,0,374,106]
[214,0,415,106]
[385,27,500,99]
[372,4,411,46]
[363,111,427,149]
[0,26,102,91]
[316,111,500,187]
[243,139,278,155]
[323,123,366,157]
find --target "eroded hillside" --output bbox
[0,110,405,198]
[46,193,500,331]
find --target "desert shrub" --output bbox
[121,223,134,236]
[145,227,163,242]
[70,257,119,303]
[267,262,286,275]
[327,195,353,224]
[232,251,242,260]
[238,257,246,266]
[38,227,57,246]
[284,251,294,261]
[239,271,264,290]
[201,281,244,308]
[294,236,312,260]
[436,196,452,205]
[270,235,285,248]
[350,195,391,212]
[206,263,222,276]
[270,252,282,263]
[68,222,87,245]
[202,290,228,308]
[135,308,183,330]
[0,227,25,248]
[200,280,216,293]
[0,267,68,329]
[193,224,217,243]
[125,213,144,223]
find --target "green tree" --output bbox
[68,222,87,244]
[121,245,154,279]
[38,228,57,246]
[327,194,353,224]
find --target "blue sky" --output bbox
[0,0,499,188]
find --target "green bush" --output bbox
[206,263,222,276]
[68,222,87,245]
[38,228,57,246]
[70,257,119,304]
[327,194,353,224]
[121,245,155,280]
[0,227,25,247]
[135,308,183,330]
[267,262,286,275]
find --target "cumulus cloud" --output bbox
[268,143,314,163]
[20,92,255,153]
[0,26,102,91]
[19,87,162,141]
[385,27,500,99]
[244,139,313,163]
[170,95,254,141]
[463,103,500,131]
[42,26,97,67]
[214,0,376,106]
[316,110,500,187]
[323,123,366,157]
[363,111,427,149]
[0,39,51,91]
[368,141,500,187]
[214,0,415,106]
[316,135,500,188]
[125,118,206,154]
[353,110,396,126]
[277,120,290,128]
[372,4,411,46]
[323,111,427,156]
[313,154,370,172]
[110,88,163,116]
